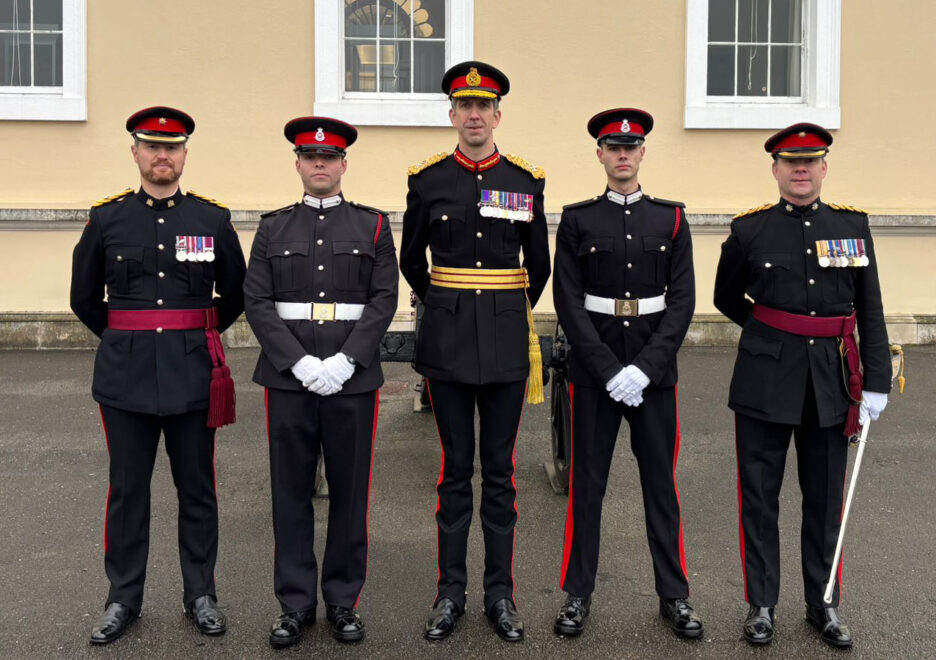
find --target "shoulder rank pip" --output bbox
[349,200,390,216]
[186,190,228,209]
[732,202,774,220]
[563,196,602,211]
[503,153,546,180]
[260,203,297,219]
[644,195,686,208]
[91,188,134,208]
[407,152,449,176]
[826,202,869,214]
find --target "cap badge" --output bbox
[798,131,806,137]
[314,127,326,142]
[466,67,482,87]
[620,119,631,133]
[158,117,167,126]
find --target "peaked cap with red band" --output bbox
[126,106,195,144]
[587,108,654,146]
[442,60,510,100]
[765,122,832,158]
[284,116,358,155]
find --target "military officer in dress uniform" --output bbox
[71,106,246,644]
[551,108,702,640]
[400,61,550,642]
[714,124,891,647]
[244,117,398,648]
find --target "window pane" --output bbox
[346,39,378,91]
[770,0,801,43]
[708,0,735,42]
[707,45,734,95]
[0,0,30,31]
[346,0,378,38]
[736,44,768,95]
[770,44,800,96]
[34,0,63,31]
[34,32,61,85]
[378,0,409,37]
[413,40,443,92]
[0,32,31,85]
[379,39,410,92]
[737,0,768,43]
[414,0,444,39]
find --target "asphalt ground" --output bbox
[0,346,934,659]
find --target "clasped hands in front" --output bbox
[605,364,650,407]
[290,353,355,396]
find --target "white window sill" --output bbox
[313,98,452,127]
[0,93,87,121]
[685,104,841,130]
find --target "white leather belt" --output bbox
[584,293,666,317]
[275,301,365,322]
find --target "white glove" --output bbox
[608,365,650,402]
[620,390,644,407]
[290,355,322,385]
[859,391,888,426]
[605,367,627,397]
[310,352,356,396]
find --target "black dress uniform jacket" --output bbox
[70,188,246,415]
[714,199,891,426]
[553,191,695,387]
[400,150,551,384]
[244,198,398,392]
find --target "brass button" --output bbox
[809,339,815,345]
[625,292,631,298]
[318,265,324,271]
[158,271,165,278]
[625,210,631,215]
[810,311,817,316]
[626,234,632,240]
[317,320,324,325]
[284,250,290,255]
[623,321,630,327]
[319,291,325,298]
[476,232,483,238]
[353,249,360,254]
[319,215,325,220]
[157,218,165,224]
[441,214,449,221]
[156,299,164,305]
[158,243,164,250]
[317,239,324,245]
[475,261,482,267]
[806,248,813,255]
[660,246,666,252]
[116,255,123,262]
[590,246,597,253]
[627,263,633,269]
[477,174,483,180]
[809,278,815,285]
[475,289,482,296]
[804,221,811,227]
[765,262,772,268]
[156,327,163,334]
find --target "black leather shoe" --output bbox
[326,604,365,642]
[554,595,591,637]
[743,605,775,645]
[89,602,139,645]
[806,605,852,648]
[659,598,703,639]
[185,595,226,635]
[487,598,524,642]
[424,598,462,641]
[269,609,315,648]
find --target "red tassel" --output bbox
[844,403,860,438]
[208,365,236,428]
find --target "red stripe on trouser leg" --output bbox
[354,391,380,608]
[99,405,111,553]
[559,384,575,589]
[672,385,689,584]
[735,415,749,602]
[425,379,445,593]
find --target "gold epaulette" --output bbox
[186,190,228,209]
[91,188,134,208]
[827,202,868,214]
[408,152,449,176]
[504,153,545,180]
[732,202,774,220]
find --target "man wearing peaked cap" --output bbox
[714,123,891,647]
[244,116,397,648]
[71,106,246,644]
[551,108,702,640]
[401,60,550,643]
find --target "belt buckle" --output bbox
[311,302,336,321]
[614,299,637,317]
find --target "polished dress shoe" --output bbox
[269,609,315,648]
[743,605,775,645]
[89,602,139,645]
[325,604,365,642]
[487,598,524,642]
[554,594,591,637]
[659,598,703,639]
[806,605,852,648]
[185,595,226,635]
[424,598,462,641]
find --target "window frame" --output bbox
[684,0,841,129]
[314,0,473,126]
[0,0,86,121]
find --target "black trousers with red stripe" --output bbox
[266,388,378,613]
[426,378,526,613]
[735,385,848,608]
[560,384,689,600]
[99,405,218,613]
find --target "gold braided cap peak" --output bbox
[187,190,228,209]
[407,151,449,176]
[732,202,774,220]
[91,187,134,208]
[827,202,869,214]
[504,153,545,179]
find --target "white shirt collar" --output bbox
[303,194,342,209]
[606,189,643,206]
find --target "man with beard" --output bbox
[401,61,551,643]
[71,106,246,644]
[244,117,398,648]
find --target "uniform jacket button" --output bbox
[284,250,290,255]
[116,255,123,262]
[590,246,597,253]
[317,239,324,245]
[156,327,163,334]
[475,289,482,295]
